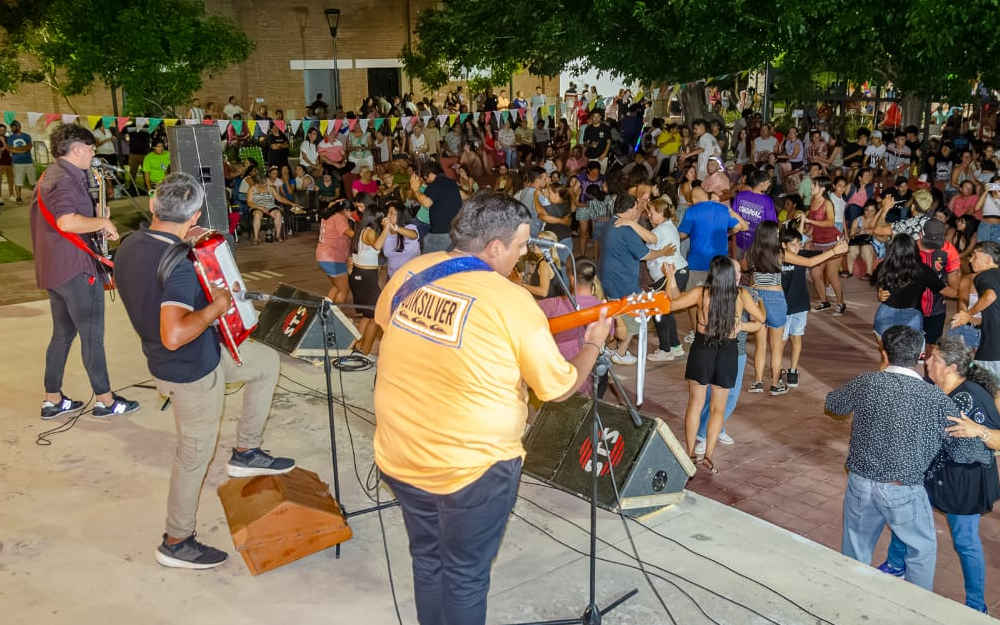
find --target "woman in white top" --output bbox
[976,182,1000,244]
[645,198,687,361]
[299,127,321,175]
[349,207,389,355]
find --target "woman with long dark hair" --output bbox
[350,206,388,355]
[747,220,847,395]
[666,255,764,472]
[316,199,353,303]
[873,233,954,339]
[881,336,1000,613]
[381,201,420,277]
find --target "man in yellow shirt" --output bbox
[374,192,610,625]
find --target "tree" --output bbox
[0,0,254,115]
[402,0,1000,118]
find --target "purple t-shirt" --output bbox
[732,190,776,250]
[537,294,601,394]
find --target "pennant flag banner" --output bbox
[185,119,197,126]
[448,114,456,126]
[500,110,509,123]
[86,115,100,129]
[117,117,130,132]
[136,116,149,129]
[319,119,328,135]
[437,114,447,127]
[217,119,230,135]
[485,111,492,124]
[43,113,60,127]
[373,117,384,132]
[27,112,43,127]
[348,118,358,132]
[274,119,286,133]
[5,111,17,125]
[164,118,179,128]
[247,119,257,135]
[459,113,469,124]
[331,119,342,134]
[473,112,480,123]
[148,118,162,132]
[389,117,399,132]
[292,120,303,135]
[102,115,115,129]
[359,118,368,133]
[231,120,243,134]
[257,120,270,135]
[61,114,78,124]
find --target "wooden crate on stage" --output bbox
[217,467,352,575]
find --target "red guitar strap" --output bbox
[34,171,114,269]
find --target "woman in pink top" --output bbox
[351,166,378,196]
[315,199,354,303]
[950,180,981,218]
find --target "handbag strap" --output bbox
[390,256,491,314]
[34,171,114,269]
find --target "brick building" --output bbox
[0,0,560,120]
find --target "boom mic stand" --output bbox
[509,249,639,625]
[245,292,398,557]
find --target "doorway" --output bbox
[368,68,401,99]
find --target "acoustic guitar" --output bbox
[547,290,672,334]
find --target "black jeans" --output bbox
[44,272,110,395]
[652,268,689,350]
[923,313,946,345]
[381,458,522,625]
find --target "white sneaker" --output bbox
[669,345,685,357]
[611,351,638,365]
[717,432,735,445]
[694,438,706,456]
[647,349,674,362]
[683,330,696,344]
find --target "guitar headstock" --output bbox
[621,290,671,318]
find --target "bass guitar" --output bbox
[547,291,672,406]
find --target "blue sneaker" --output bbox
[876,561,905,578]
[226,448,295,478]
[92,394,140,418]
[40,394,84,420]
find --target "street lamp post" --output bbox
[324,9,342,111]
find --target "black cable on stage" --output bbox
[35,378,153,446]
[376,469,405,625]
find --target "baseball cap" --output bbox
[871,130,883,139]
[922,219,946,249]
[913,188,933,212]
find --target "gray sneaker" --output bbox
[155,533,227,569]
[226,448,295,478]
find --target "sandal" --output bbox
[699,457,719,474]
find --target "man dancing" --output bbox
[373,192,610,624]
[115,172,294,569]
[30,123,139,419]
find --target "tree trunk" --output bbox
[679,85,708,123]
[901,92,922,129]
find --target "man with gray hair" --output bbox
[116,172,294,569]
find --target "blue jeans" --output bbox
[381,458,522,625]
[949,325,982,350]
[978,220,1000,244]
[754,287,788,328]
[841,472,937,590]
[558,237,572,265]
[886,514,986,612]
[697,353,747,439]
[873,304,923,338]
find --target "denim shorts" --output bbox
[318,261,348,277]
[873,304,922,338]
[783,310,808,339]
[754,287,788,328]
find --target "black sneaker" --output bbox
[226,448,295,478]
[92,394,140,418]
[40,394,84,420]
[813,301,831,312]
[748,381,765,393]
[769,380,789,396]
[155,533,227,569]
[833,303,847,316]
[786,369,800,388]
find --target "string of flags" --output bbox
[2,104,579,138]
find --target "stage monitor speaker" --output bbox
[251,283,360,360]
[523,394,695,519]
[218,467,352,575]
[166,124,228,234]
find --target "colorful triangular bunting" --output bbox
[27,112,43,127]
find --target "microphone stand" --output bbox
[248,292,398,558]
[511,250,639,625]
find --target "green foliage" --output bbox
[0,0,253,114]
[403,0,1000,103]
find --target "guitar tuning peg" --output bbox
[654,314,662,322]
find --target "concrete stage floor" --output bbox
[0,297,995,625]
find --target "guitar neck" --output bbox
[547,291,671,335]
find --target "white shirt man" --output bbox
[695,124,720,180]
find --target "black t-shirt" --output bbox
[888,189,912,223]
[265,131,290,166]
[782,250,821,314]
[974,268,1000,361]
[876,262,945,311]
[843,142,864,167]
[543,202,573,241]
[425,176,463,234]
[582,123,610,159]
[129,128,151,155]
[115,229,221,383]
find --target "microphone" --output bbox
[528,237,569,251]
[91,157,125,175]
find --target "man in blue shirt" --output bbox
[8,120,35,203]
[678,187,748,287]
[599,194,673,364]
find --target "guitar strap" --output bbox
[34,171,114,270]
[390,256,492,314]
